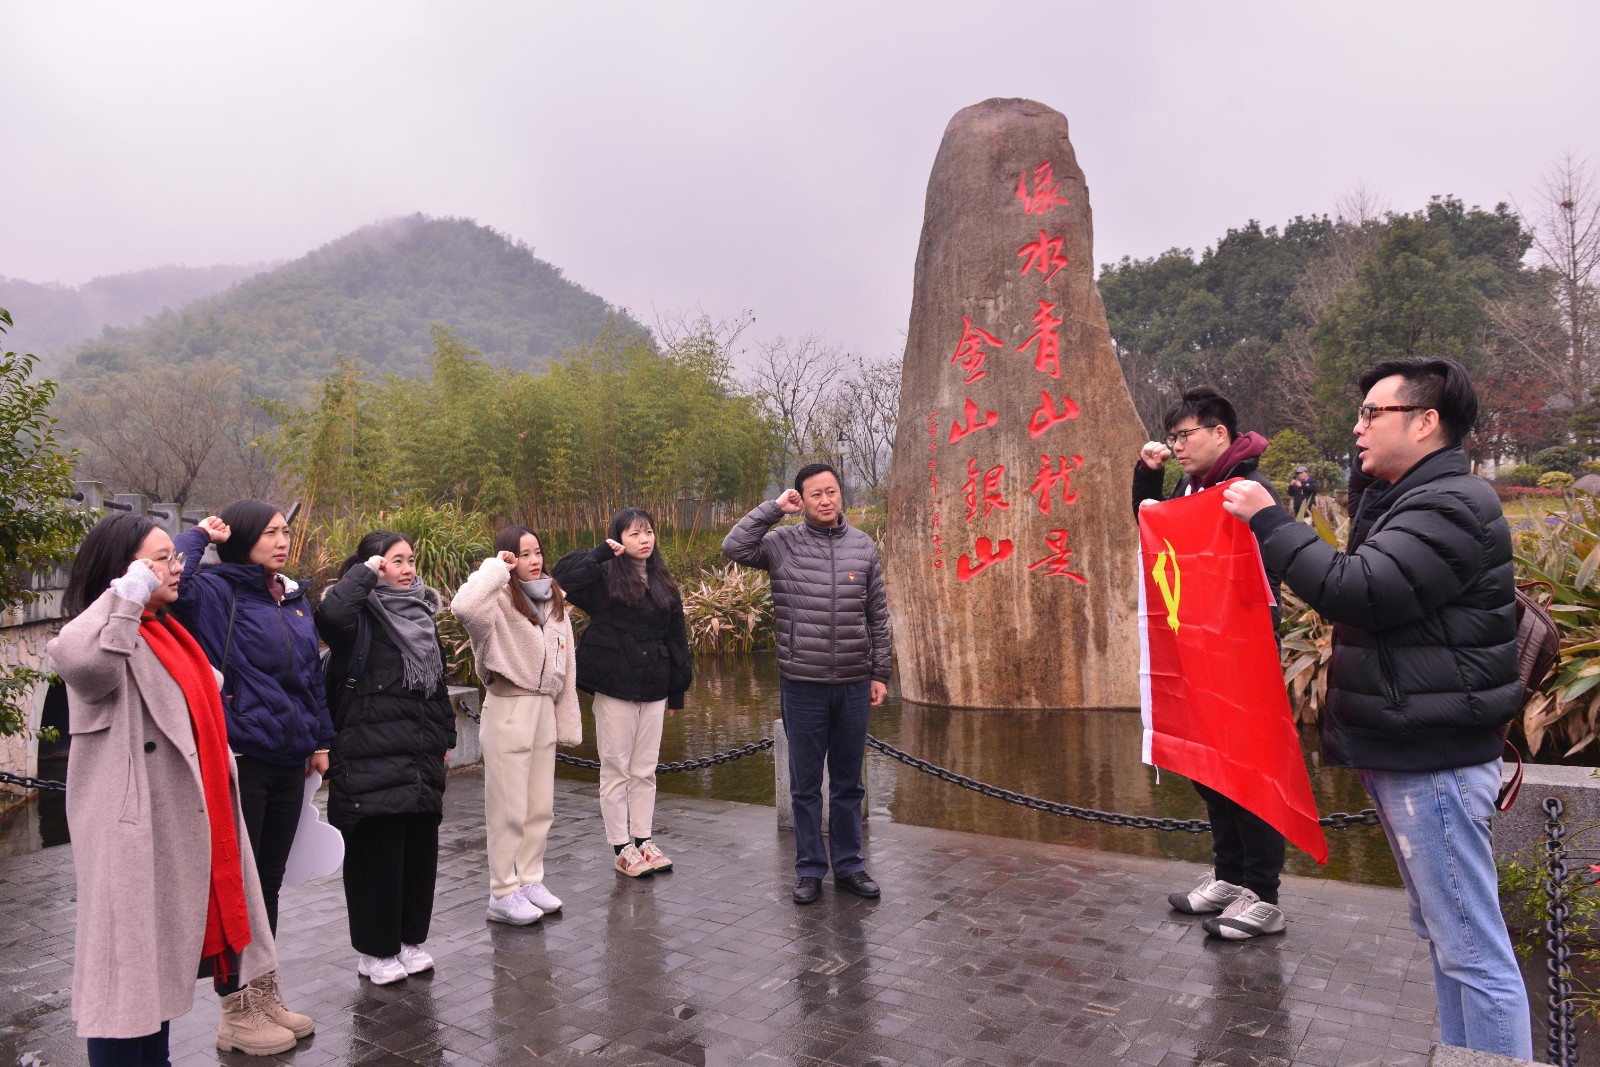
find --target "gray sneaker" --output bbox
[1202,888,1286,939]
[1168,870,1243,915]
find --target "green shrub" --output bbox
[1498,464,1543,487]
[1260,429,1320,486]
[1534,446,1586,475]
[1540,471,1577,491]
[1584,461,1600,478]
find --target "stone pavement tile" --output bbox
[0,770,1450,1067]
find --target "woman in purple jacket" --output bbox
[173,499,331,1042]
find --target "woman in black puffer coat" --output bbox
[315,530,454,987]
[553,507,691,878]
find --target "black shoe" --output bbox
[793,877,822,905]
[835,871,880,899]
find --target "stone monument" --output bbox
[884,98,1146,709]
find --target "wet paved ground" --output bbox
[1,769,1447,1067]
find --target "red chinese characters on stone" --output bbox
[948,317,1004,385]
[1027,529,1087,584]
[956,537,1014,583]
[1016,300,1063,379]
[948,398,999,444]
[1017,230,1068,283]
[1027,390,1080,438]
[1029,454,1082,513]
[960,458,1010,522]
[1014,162,1070,215]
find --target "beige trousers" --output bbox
[480,690,557,897]
[592,693,666,846]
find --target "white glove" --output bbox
[364,555,385,573]
[110,560,163,605]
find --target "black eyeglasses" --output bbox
[1164,424,1219,448]
[1356,404,1424,425]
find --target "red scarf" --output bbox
[139,613,253,979]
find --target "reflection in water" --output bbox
[10,651,1399,888]
[556,652,1398,889]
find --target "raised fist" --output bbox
[197,516,231,543]
[775,488,803,514]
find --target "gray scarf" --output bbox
[367,577,444,693]
[520,577,553,625]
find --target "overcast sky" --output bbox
[2,1,1595,362]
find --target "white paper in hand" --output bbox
[281,771,344,886]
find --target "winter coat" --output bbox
[1250,446,1520,771]
[721,501,891,684]
[47,589,277,1038]
[448,557,582,744]
[551,546,692,708]
[314,566,456,828]
[1132,455,1286,634]
[172,526,335,766]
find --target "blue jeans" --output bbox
[781,677,870,879]
[1360,761,1531,1059]
[87,1023,170,1067]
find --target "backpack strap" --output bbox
[219,591,239,674]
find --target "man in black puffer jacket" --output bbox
[1223,357,1530,1059]
[723,462,891,906]
[1132,386,1289,941]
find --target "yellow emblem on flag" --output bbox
[1152,538,1181,632]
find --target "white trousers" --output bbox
[480,690,557,897]
[592,693,666,846]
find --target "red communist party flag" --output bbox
[1138,481,1328,863]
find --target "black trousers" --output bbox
[342,812,441,958]
[216,755,304,996]
[1195,781,1285,905]
[87,1022,169,1067]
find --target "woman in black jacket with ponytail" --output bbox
[315,530,454,986]
[553,507,691,878]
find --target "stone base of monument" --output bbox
[446,685,482,768]
[773,718,869,832]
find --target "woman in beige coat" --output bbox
[450,525,580,926]
[48,513,294,1063]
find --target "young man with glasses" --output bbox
[1221,358,1530,1058]
[1131,386,1289,939]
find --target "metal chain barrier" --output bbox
[1543,796,1579,1067]
[864,734,1383,833]
[0,770,66,793]
[556,737,774,774]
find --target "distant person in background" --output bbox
[50,513,292,1062]
[452,526,579,925]
[554,508,692,879]
[1288,467,1318,518]
[316,530,454,985]
[173,500,328,1045]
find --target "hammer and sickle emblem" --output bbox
[1152,538,1181,632]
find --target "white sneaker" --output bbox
[486,889,542,925]
[520,882,562,912]
[1202,889,1287,940]
[1168,869,1244,915]
[357,954,407,985]
[397,944,434,974]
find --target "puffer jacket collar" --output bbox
[1351,446,1464,550]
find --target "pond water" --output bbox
[1,651,1401,887]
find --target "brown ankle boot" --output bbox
[216,986,297,1056]
[248,970,314,1038]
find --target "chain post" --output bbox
[1543,796,1579,1067]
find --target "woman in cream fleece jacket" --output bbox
[450,526,579,926]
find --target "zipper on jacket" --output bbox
[1375,639,1403,708]
[829,532,838,682]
